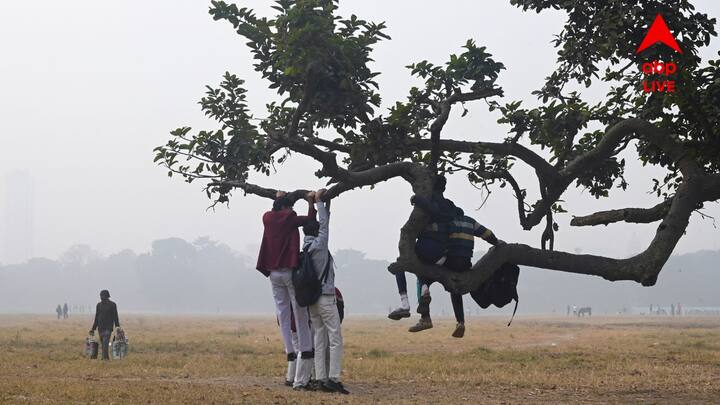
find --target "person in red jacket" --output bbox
[257,190,317,390]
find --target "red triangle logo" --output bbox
[637,14,683,54]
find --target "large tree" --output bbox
[155,0,720,294]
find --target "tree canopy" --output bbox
[155,0,720,294]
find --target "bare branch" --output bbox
[570,199,673,227]
[209,180,308,202]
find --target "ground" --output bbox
[0,314,719,404]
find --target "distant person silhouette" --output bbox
[63,303,69,319]
[89,290,120,360]
[55,304,62,320]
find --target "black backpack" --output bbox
[470,262,520,326]
[292,244,330,307]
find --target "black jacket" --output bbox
[91,299,120,332]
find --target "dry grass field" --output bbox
[1,314,719,404]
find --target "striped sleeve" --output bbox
[473,221,498,245]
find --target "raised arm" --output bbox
[292,192,317,227]
[313,189,330,250]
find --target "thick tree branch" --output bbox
[570,199,673,227]
[412,138,559,182]
[391,172,705,293]
[561,118,700,179]
[414,118,702,232]
[213,161,422,205]
[323,162,421,199]
[208,179,309,203]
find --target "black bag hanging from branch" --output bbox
[470,262,520,326]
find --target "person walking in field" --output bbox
[55,304,62,320]
[63,302,69,319]
[89,289,120,360]
[257,190,317,389]
[303,188,349,394]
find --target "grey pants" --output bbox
[99,330,111,360]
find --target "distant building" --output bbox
[2,171,34,264]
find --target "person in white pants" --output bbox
[270,269,314,388]
[302,189,349,395]
[257,191,317,389]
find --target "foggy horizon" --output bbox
[2,234,719,316]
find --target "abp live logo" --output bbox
[637,14,682,93]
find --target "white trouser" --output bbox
[270,269,313,386]
[286,331,299,382]
[309,294,343,381]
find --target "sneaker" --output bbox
[318,381,335,393]
[408,317,433,332]
[307,379,322,391]
[388,307,411,320]
[452,323,465,338]
[323,379,350,395]
[284,380,293,387]
[293,383,314,391]
[416,294,432,316]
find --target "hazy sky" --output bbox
[1,1,719,264]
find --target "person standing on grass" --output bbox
[257,190,317,389]
[63,302,69,319]
[303,189,349,395]
[89,289,120,360]
[55,304,62,320]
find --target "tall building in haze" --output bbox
[2,171,34,264]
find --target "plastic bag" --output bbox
[111,328,129,359]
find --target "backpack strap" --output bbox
[507,295,519,327]
[320,252,332,283]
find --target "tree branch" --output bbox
[570,199,673,227]
[411,138,559,182]
[307,137,351,154]
[208,179,309,202]
[429,88,504,172]
[391,172,705,292]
